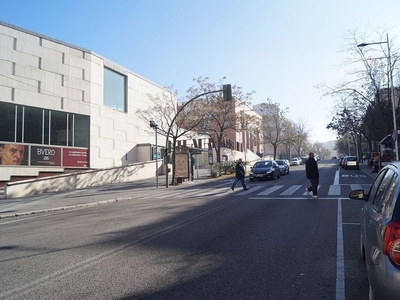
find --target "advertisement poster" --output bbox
[63,148,88,167]
[30,146,62,166]
[175,153,189,177]
[0,143,28,165]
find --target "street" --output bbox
[0,160,372,299]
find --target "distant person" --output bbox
[231,158,249,191]
[372,153,379,173]
[305,152,319,199]
[0,143,25,165]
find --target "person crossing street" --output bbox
[305,152,319,198]
[231,158,249,191]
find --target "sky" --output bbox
[1,0,400,143]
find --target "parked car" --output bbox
[343,156,359,170]
[276,159,290,175]
[290,157,302,166]
[249,160,280,181]
[348,162,400,300]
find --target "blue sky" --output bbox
[1,0,400,143]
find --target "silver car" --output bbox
[290,157,302,166]
[348,162,400,300]
[276,159,289,175]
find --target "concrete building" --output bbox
[0,21,170,184]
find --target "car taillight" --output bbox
[383,221,400,266]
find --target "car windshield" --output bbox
[276,161,284,165]
[347,157,357,161]
[254,161,271,168]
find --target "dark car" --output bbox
[276,159,289,175]
[249,160,280,181]
[348,162,400,300]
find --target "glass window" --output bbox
[368,170,387,206]
[372,169,394,211]
[50,111,68,146]
[24,106,44,144]
[16,106,23,143]
[43,110,50,144]
[104,68,126,112]
[74,114,90,147]
[0,102,17,142]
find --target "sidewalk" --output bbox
[358,161,378,179]
[0,168,221,219]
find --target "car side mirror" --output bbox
[348,189,367,201]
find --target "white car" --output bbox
[290,157,302,166]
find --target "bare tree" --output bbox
[290,119,310,157]
[319,28,400,152]
[258,99,290,160]
[136,87,204,185]
[186,77,254,163]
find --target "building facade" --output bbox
[0,21,169,182]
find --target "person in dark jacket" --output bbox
[231,158,249,191]
[305,152,319,198]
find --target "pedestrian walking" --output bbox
[305,152,319,199]
[231,158,249,191]
[372,153,379,173]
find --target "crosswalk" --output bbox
[138,181,371,200]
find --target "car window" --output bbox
[368,169,388,206]
[372,169,395,211]
[254,161,271,168]
[381,172,398,217]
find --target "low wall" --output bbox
[5,160,162,199]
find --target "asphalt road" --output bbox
[0,160,374,299]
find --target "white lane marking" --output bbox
[329,185,341,195]
[334,169,340,185]
[280,185,302,195]
[350,184,362,191]
[235,185,264,195]
[196,187,230,197]
[336,199,345,300]
[256,185,284,196]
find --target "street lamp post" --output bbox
[358,33,399,160]
[150,120,159,188]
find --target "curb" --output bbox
[0,196,134,219]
